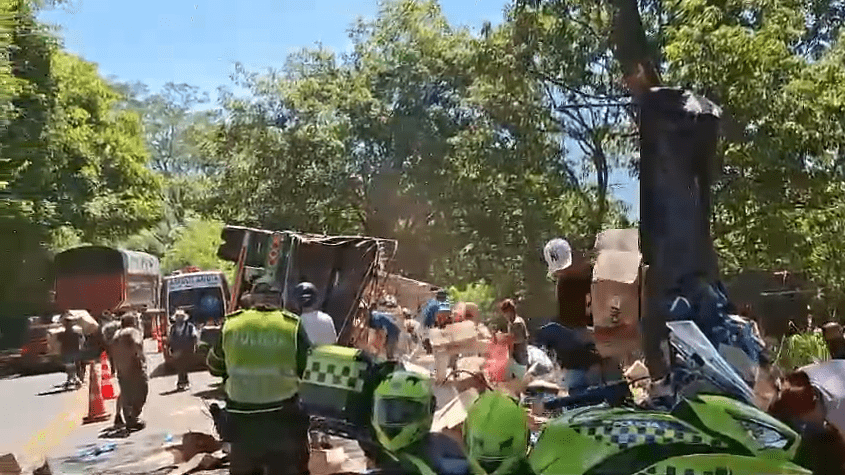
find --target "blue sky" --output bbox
[39,0,639,218]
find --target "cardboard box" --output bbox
[0,453,21,475]
[308,448,346,475]
[429,321,478,348]
[430,321,487,381]
[432,388,479,433]
[591,229,642,359]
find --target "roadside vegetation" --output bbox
[2,0,845,328]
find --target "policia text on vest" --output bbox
[207,307,313,475]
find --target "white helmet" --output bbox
[544,238,573,276]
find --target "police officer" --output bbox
[207,289,313,475]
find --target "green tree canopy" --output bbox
[161,218,235,283]
[509,0,845,317]
[196,0,628,319]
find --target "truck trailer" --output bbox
[54,246,161,317]
[217,226,397,347]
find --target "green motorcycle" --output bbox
[528,320,812,475]
[529,392,809,475]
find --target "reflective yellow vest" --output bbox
[221,308,300,405]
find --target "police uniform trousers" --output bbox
[227,400,310,475]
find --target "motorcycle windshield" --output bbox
[667,320,756,404]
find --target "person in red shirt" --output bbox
[495,299,529,380]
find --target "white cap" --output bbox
[544,238,573,276]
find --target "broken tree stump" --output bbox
[638,87,722,380]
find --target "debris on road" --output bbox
[76,442,117,462]
[431,386,480,462]
[32,460,51,475]
[178,432,220,462]
[167,450,226,475]
[309,447,347,475]
[0,453,21,475]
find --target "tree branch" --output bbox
[555,102,631,110]
[527,67,627,102]
[606,0,662,99]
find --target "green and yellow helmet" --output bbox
[372,370,436,453]
[464,390,530,475]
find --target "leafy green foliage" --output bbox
[517,0,845,321]
[9,0,845,330]
[448,281,497,315]
[109,81,221,256]
[774,332,830,371]
[195,0,627,320]
[0,2,163,317]
[0,0,62,315]
[39,52,163,242]
[161,218,235,283]
[658,0,845,317]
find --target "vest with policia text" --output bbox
[221,308,300,405]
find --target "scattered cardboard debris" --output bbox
[167,451,225,475]
[179,432,221,461]
[526,379,562,394]
[403,361,432,377]
[432,388,480,433]
[414,354,435,369]
[309,447,347,475]
[429,321,478,348]
[0,453,21,475]
[624,360,650,382]
[430,387,482,458]
[429,322,495,381]
[456,357,485,374]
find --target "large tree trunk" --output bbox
[606,0,723,379]
[638,89,722,378]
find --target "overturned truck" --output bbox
[217,226,398,347]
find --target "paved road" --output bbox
[0,341,220,473]
[0,369,89,470]
[49,347,221,475]
[3,341,370,474]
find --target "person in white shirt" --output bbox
[294,282,337,346]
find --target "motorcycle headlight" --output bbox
[737,418,790,449]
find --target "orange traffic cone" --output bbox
[100,352,116,400]
[82,361,110,424]
[153,320,163,353]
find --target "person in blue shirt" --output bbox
[422,289,450,328]
[370,311,401,360]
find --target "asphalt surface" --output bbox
[4,340,371,474]
[1,341,222,473]
[0,368,90,470]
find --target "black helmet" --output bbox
[295,282,318,308]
